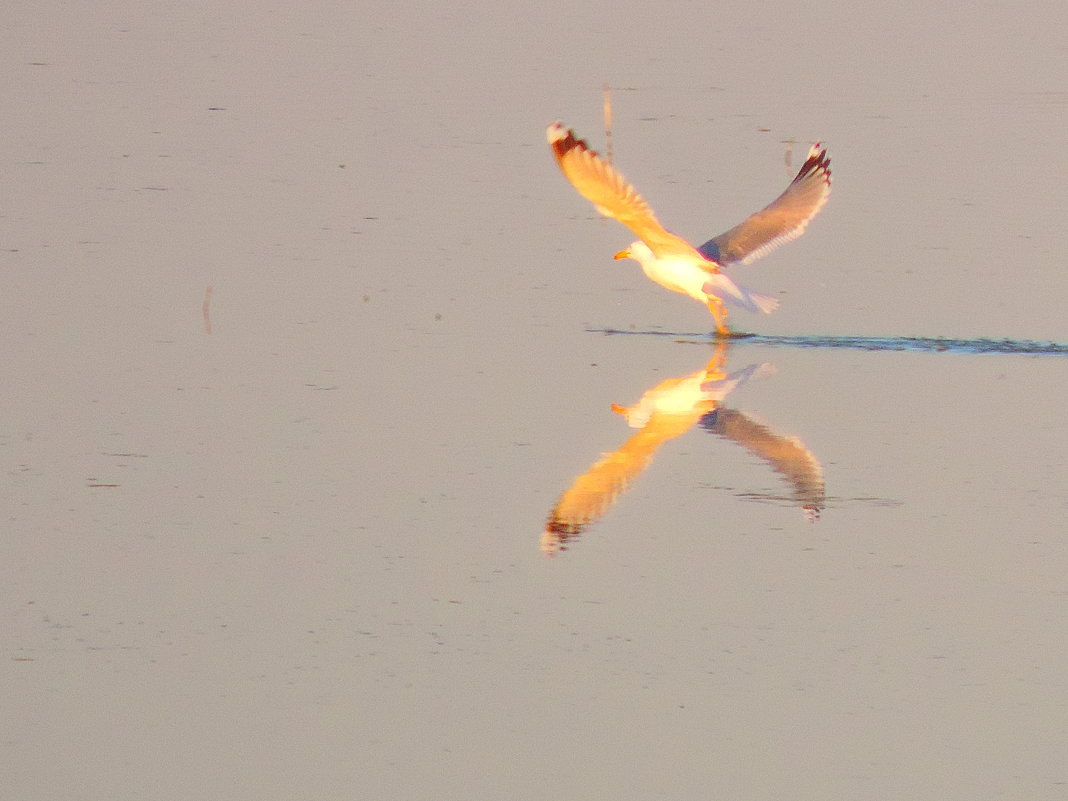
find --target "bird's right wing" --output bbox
[547,122,696,258]
[701,408,825,518]
[698,143,832,265]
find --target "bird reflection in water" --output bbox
[541,342,824,556]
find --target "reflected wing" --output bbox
[547,122,696,258]
[542,413,695,556]
[542,438,655,556]
[697,143,831,265]
[702,408,825,518]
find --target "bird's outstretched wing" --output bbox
[698,143,832,265]
[701,408,825,519]
[547,122,696,258]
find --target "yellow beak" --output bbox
[613,250,630,260]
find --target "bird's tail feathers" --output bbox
[700,362,776,396]
[702,275,780,314]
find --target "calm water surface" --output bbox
[3,1,1067,799]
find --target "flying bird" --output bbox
[546,121,831,335]
[542,347,768,555]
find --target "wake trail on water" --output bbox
[587,329,1068,356]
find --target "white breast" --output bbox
[639,255,712,302]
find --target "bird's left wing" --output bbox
[698,143,831,266]
[547,122,695,258]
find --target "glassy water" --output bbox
[3,1,1066,799]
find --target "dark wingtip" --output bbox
[546,122,596,161]
[797,142,832,185]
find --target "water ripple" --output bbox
[588,329,1068,355]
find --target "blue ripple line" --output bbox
[588,329,1068,355]
[741,334,1068,355]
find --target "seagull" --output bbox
[547,121,831,335]
[542,345,763,555]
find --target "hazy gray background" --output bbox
[3,1,1066,799]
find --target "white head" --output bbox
[613,240,654,265]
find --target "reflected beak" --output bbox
[613,250,630,260]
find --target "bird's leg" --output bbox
[704,339,729,380]
[706,297,730,337]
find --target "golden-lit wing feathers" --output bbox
[547,122,697,258]
[541,429,659,555]
[541,355,730,556]
[698,143,832,265]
